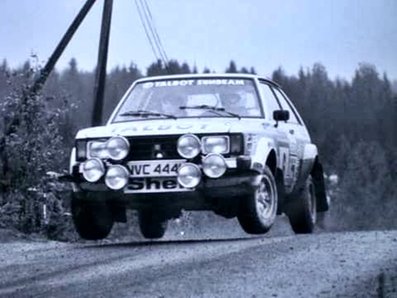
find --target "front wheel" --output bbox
[71,195,114,240]
[138,210,168,239]
[286,177,317,234]
[237,166,278,234]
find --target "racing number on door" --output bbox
[279,147,290,178]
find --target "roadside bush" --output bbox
[0,73,73,239]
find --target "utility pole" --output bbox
[29,0,97,96]
[91,0,113,127]
[0,0,97,194]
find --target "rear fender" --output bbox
[293,144,317,192]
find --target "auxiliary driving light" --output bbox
[177,163,201,188]
[107,136,130,160]
[105,165,130,190]
[202,153,227,178]
[177,134,201,159]
[82,158,105,182]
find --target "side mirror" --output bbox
[273,110,289,122]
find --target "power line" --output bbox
[135,0,169,71]
[134,0,161,63]
[141,0,169,64]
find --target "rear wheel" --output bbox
[237,166,278,234]
[138,210,168,239]
[71,195,114,240]
[286,177,317,234]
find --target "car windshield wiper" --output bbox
[179,105,241,119]
[119,110,176,119]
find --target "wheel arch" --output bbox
[250,137,278,174]
[265,149,277,175]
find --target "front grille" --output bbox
[127,135,180,160]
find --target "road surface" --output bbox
[0,218,396,297]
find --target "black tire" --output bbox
[138,210,168,239]
[286,177,317,234]
[237,166,278,234]
[71,196,114,240]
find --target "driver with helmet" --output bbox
[220,92,247,115]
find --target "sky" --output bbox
[0,0,396,80]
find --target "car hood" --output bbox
[75,118,268,139]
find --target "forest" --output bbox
[0,58,396,240]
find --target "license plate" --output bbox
[127,160,185,177]
[124,177,191,193]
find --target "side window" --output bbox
[272,88,300,124]
[258,82,281,120]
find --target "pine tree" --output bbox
[147,59,167,76]
[225,60,237,73]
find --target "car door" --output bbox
[257,81,294,190]
[271,86,310,192]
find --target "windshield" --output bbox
[111,78,262,122]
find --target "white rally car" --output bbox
[68,74,328,240]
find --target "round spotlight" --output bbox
[177,134,201,159]
[105,165,130,190]
[82,158,105,182]
[202,154,227,178]
[177,163,201,188]
[107,136,130,161]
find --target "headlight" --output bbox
[107,136,130,160]
[88,136,130,160]
[105,165,130,190]
[177,163,201,188]
[88,140,108,159]
[202,154,227,178]
[82,158,105,182]
[202,136,229,154]
[177,134,201,159]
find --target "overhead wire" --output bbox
[134,0,161,63]
[135,0,169,72]
[141,0,169,64]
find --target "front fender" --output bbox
[250,137,276,173]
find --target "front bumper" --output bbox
[65,155,256,202]
[71,171,258,211]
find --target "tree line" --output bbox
[0,58,395,239]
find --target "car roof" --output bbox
[134,73,280,88]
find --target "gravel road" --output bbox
[0,218,396,298]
